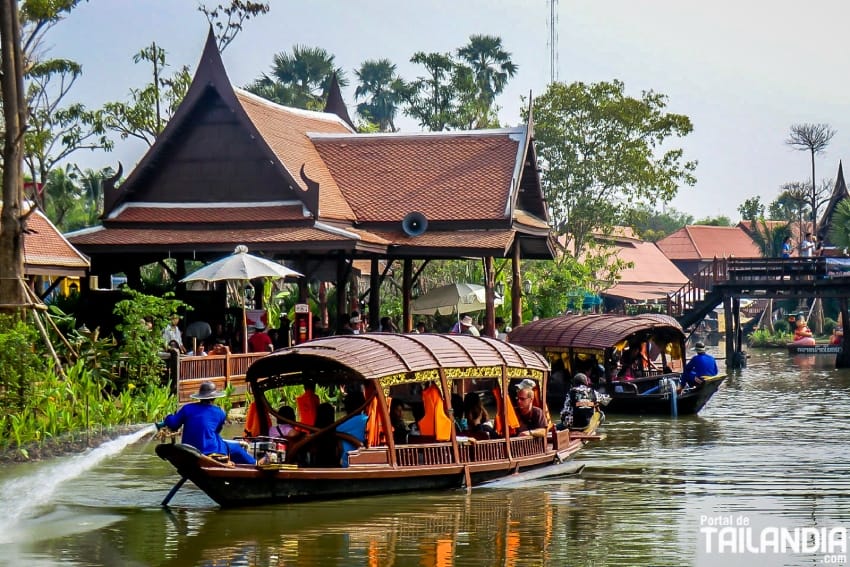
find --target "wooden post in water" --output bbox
[836,299,850,369]
[723,296,736,368]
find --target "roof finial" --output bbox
[323,73,355,131]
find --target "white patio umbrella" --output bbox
[411,283,503,316]
[180,245,303,352]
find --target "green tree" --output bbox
[456,34,517,128]
[747,219,791,258]
[737,196,765,221]
[403,51,456,131]
[23,58,112,211]
[769,182,810,221]
[625,205,693,242]
[2,0,83,311]
[828,199,850,252]
[693,215,732,226]
[198,0,270,52]
[354,58,406,132]
[530,80,696,257]
[41,165,112,231]
[102,43,192,147]
[786,123,836,234]
[246,45,347,111]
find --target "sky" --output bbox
[44,0,850,222]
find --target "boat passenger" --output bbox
[451,393,467,432]
[156,381,256,465]
[297,380,320,426]
[829,326,844,346]
[310,402,339,467]
[463,392,496,439]
[792,316,816,346]
[681,342,718,389]
[514,384,548,437]
[560,373,598,429]
[270,405,297,439]
[390,398,407,445]
[337,390,369,467]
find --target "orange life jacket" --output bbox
[418,383,453,441]
[492,385,519,436]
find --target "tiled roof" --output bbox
[109,204,308,224]
[312,130,522,223]
[656,225,760,260]
[68,226,357,247]
[23,209,89,275]
[611,240,688,285]
[236,89,356,221]
[603,282,684,301]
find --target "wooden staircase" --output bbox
[667,258,728,329]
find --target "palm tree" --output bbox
[456,34,517,126]
[354,59,405,132]
[246,45,347,110]
[747,219,792,333]
[828,199,850,252]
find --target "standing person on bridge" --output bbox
[781,236,793,258]
[800,233,816,257]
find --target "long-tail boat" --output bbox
[508,313,725,416]
[156,334,601,507]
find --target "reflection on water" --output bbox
[2,349,850,566]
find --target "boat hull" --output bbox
[602,375,725,416]
[156,426,595,508]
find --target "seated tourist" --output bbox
[830,326,844,346]
[270,405,298,439]
[514,384,548,437]
[390,398,407,445]
[464,392,496,439]
[337,390,369,467]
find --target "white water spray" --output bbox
[0,425,154,543]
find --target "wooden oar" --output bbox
[161,476,188,507]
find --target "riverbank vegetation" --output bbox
[0,289,189,461]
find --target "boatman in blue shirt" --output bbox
[157,381,256,465]
[681,341,718,389]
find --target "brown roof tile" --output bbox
[312,130,521,223]
[367,229,515,253]
[236,90,356,222]
[22,210,89,275]
[656,225,760,260]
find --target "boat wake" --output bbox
[0,425,154,544]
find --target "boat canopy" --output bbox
[507,313,684,352]
[246,334,549,391]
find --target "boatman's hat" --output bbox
[191,381,226,400]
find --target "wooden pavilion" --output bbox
[67,31,554,335]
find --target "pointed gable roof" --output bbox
[323,73,355,130]
[103,28,329,220]
[15,205,90,276]
[817,161,850,244]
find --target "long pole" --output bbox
[242,280,248,354]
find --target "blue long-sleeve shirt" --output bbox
[682,353,718,387]
[164,402,229,456]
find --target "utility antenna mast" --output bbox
[547,0,558,83]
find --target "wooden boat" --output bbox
[156,334,601,508]
[507,313,725,416]
[786,343,842,355]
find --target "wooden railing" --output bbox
[165,349,269,404]
[667,257,728,319]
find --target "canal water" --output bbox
[1,348,849,566]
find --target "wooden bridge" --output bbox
[666,257,850,367]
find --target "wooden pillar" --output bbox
[369,257,380,332]
[512,242,522,329]
[732,296,746,369]
[837,298,850,369]
[336,254,347,334]
[723,296,735,368]
[484,256,496,338]
[402,258,413,332]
